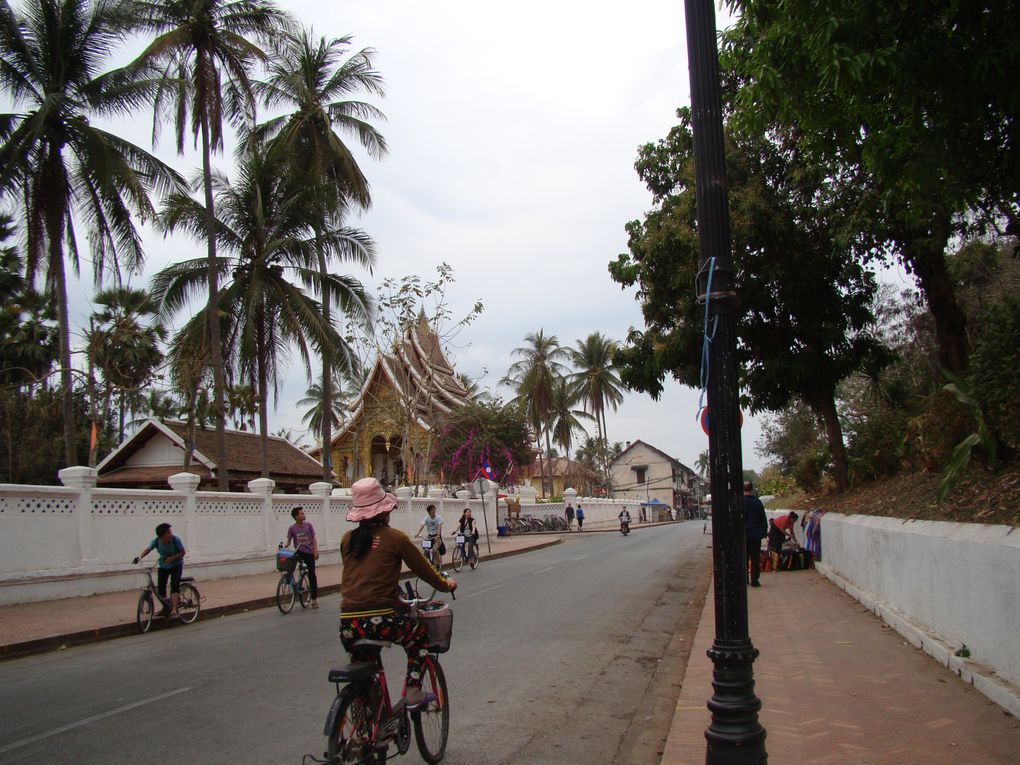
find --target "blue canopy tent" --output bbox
[639,496,672,521]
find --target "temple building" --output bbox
[315,315,472,488]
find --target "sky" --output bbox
[54,0,772,472]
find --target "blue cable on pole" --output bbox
[696,257,718,424]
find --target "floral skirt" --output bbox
[340,613,429,687]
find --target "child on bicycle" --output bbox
[457,508,478,562]
[341,479,456,708]
[285,507,319,608]
[133,523,185,618]
[414,504,445,567]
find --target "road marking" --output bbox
[461,584,504,600]
[531,566,555,576]
[571,555,588,561]
[0,687,192,755]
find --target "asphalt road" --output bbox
[0,523,711,765]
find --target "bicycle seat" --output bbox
[352,638,391,649]
[180,576,194,583]
[328,662,377,684]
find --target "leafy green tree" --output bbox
[0,0,183,466]
[85,287,166,458]
[298,382,350,438]
[569,332,624,493]
[502,330,570,497]
[430,401,532,485]
[124,0,292,489]
[610,109,888,490]
[722,0,1020,376]
[152,147,372,477]
[256,29,386,479]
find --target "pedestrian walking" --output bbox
[743,481,767,587]
[575,504,585,530]
[565,504,575,530]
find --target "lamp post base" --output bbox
[705,638,768,764]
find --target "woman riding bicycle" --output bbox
[340,478,457,709]
[457,508,478,562]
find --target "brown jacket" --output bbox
[340,524,450,615]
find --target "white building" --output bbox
[609,440,702,517]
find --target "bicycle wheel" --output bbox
[469,545,479,569]
[298,571,312,608]
[136,592,154,634]
[451,546,463,573]
[326,689,375,764]
[276,574,295,614]
[413,658,449,763]
[178,583,201,624]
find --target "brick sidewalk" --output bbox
[662,570,1020,764]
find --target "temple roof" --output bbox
[326,315,472,448]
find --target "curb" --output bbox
[0,538,562,663]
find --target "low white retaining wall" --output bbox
[818,513,1020,716]
[0,471,635,604]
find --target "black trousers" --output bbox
[295,550,318,599]
[746,539,762,585]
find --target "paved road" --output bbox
[0,523,710,764]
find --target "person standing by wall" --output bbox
[743,481,768,588]
[575,504,585,531]
[565,504,575,530]
[286,507,319,608]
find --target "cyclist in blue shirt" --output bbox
[134,523,186,618]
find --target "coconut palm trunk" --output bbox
[317,238,333,481]
[199,97,229,491]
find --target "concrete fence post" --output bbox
[168,472,201,554]
[309,482,333,547]
[248,478,276,550]
[59,466,97,567]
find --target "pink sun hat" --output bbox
[346,477,399,522]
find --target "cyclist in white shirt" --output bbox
[414,504,445,566]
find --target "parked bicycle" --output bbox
[276,544,312,614]
[450,532,479,572]
[135,565,201,633]
[313,580,454,765]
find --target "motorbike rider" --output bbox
[618,506,632,533]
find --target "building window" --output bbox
[634,466,646,484]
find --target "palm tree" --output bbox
[86,286,166,454]
[502,330,570,497]
[570,332,624,495]
[256,29,386,479]
[124,0,293,489]
[695,449,710,478]
[549,376,592,493]
[152,146,373,477]
[298,382,349,438]
[0,0,184,466]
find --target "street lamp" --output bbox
[681,0,768,762]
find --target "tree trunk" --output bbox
[317,236,333,482]
[535,435,546,498]
[601,408,614,497]
[808,391,849,492]
[47,178,76,468]
[904,217,969,376]
[257,325,270,479]
[199,95,229,491]
[543,428,554,496]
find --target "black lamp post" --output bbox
[681,0,768,762]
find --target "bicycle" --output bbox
[276,546,312,614]
[450,532,479,572]
[418,535,443,569]
[135,565,201,634]
[316,580,453,765]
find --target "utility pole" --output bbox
[682,0,768,762]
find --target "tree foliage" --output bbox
[430,401,532,485]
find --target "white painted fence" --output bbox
[0,470,633,605]
[817,513,1020,716]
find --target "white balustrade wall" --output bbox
[0,471,641,605]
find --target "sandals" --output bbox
[311,601,320,609]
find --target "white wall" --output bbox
[819,513,1020,713]
[0,473,654,604]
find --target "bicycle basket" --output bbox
[276,548,295,572]
[418,602,453,653]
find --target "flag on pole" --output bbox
[481,458,496,482]
[89,422,97,452]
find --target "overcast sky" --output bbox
[53,0,775,471]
